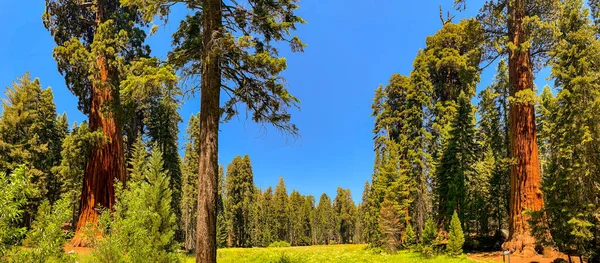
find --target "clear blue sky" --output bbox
[0,1,551,204]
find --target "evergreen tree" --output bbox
[0,73,65,226]
[52,122,104,231]
[477,60,510,237]
[333,188,357,244]
[44,0,176,246]
[302,195,315,245]
[378,198,402,253]
[123,0,306,259]
[181,113,200,251]
[288,190,305,246]
[543,0,600,258]
[314,193,334,244]
[456,0,560,253]
[447,211,465,256]
[274,177,290,242]
[225,155,255,247]
[436,91,478,227]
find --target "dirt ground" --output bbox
[468,251,582,263]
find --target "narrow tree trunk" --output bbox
[196,0,222,261]
[502,0,551,255]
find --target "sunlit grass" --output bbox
[182,244,484,263]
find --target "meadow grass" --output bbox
[182,244,484,263]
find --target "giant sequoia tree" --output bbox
[456,0,559,254]
[122,0,305,260]
[43,0,172,246]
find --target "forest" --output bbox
[1,0,600,262]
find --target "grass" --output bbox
[182,244,483,263]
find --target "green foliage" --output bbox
[274,178,290,243]
[447,211,464,257]
[405,224,416,248]
[92,148,180,263]
[0,73,66,214]
[422,219,437,246]
[268,241,291,248]
[436,91,478,226]
[13,198,74,263]
[52,122,104,229]
[180,113,200,251]
[539,0,600,259]
[225,155,255,247]
[314,193,334,245]
[0,166,35,257]
[333,188,357,245]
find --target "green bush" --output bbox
[268,241,291,248]
[405,223,416,247]
[91,148,181,263]
[12,198,75,263]
[447,211,464,256]
[0,166,36,258]
[422,218,437,245]
[421,245,434,259]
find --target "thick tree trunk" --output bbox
[70,5,125,247]
[196,0,222,261]
[502,0,551,256]
[70,54,126,247]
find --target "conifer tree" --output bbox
[477,60,510,236]
[315,193,334,244]
[225,155,255,247]
[43,0,176,246]
[181,113,200,251]
[121,0,306,259]
[543,0,600,258]
[333,188,357,244]
[274,177,290,242]
[447,211,465,256]
[436,91,478,227]
[216,166,228,248]
[0,74,65,225]
[455,0,560,253]
[289,190,305,246]
[52,122,104,230]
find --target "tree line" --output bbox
[181,126,366,249]
[365,0,600,261]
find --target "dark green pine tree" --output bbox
[477,59,510,237]
[436,91,478,228]
[225,155,255,247]
[181,113,200,251]
[0,73,66,226]
[314,193,334,244]
[121,58,183,233]
[302,195,315,245]
[333,188,357,244]
[543,0,600,258]
[258,186,277,246]
[288,190,305,246]
[274,177,290,243]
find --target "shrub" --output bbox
[404,223,416,248]
[91,148,181,263]
[422,218,437,245]
[447,211,465,256]
[268,241,291,248]
[12,198,75,263]
[0,166,35,258]
[421,245,434,259]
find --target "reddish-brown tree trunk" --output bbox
[196,0,221,261]
[70,4,125,247]
[502,0,551,256]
